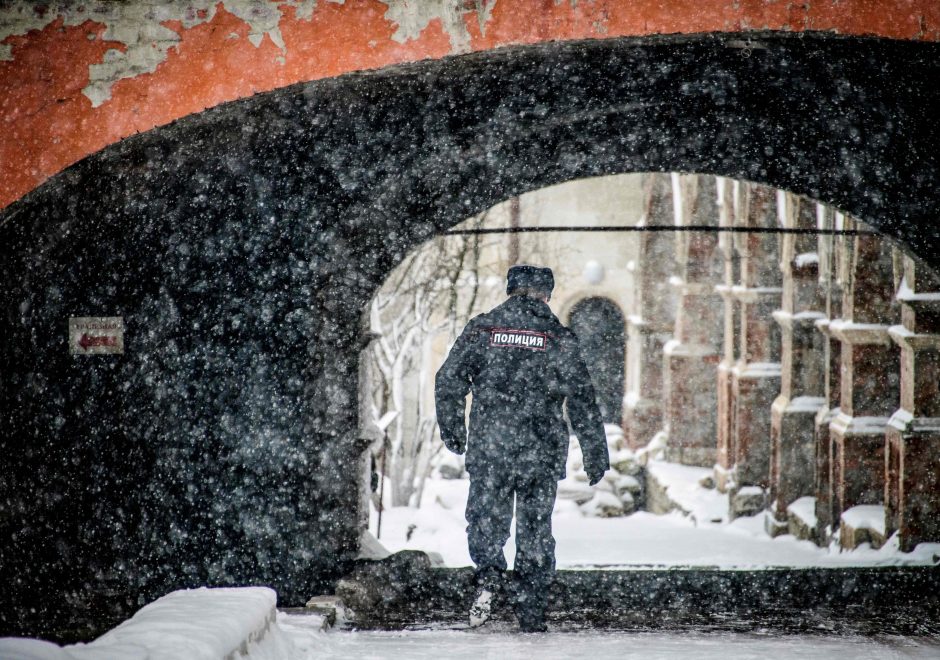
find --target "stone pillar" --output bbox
[813,208,846,542]
[885,253,940,551]
[715,178,739,491]
[768,193,826,536]
[727,184,782,517]
[662,174,723,466]
[829,220,899,547]
[624,174,677,450]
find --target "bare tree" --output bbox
[368,212,491,507]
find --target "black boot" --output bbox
[515,589,548,633]
[517,610,548,633]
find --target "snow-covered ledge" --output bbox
[0,587,294,660]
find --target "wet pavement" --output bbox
[279,613,940,660]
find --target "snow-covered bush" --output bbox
[580,489,627,517]
[366,212,495,507]
[562,425,643,518]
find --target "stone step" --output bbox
[335,551,940,634]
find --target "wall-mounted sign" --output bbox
[69,317,124,355]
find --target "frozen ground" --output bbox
[7,599,938,660]
[371,463,940,569]
[279,614,940,660]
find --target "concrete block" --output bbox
[643,468,677,515]
[337,551,440,626]
[840,505,887,550]
[765,513,788,538]
[731,486,765,519]
[304,595,342,627]
[786,496,820,543]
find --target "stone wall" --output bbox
[630,174,940,552]
[4,32,940,638]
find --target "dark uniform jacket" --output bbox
[435,295,609,480]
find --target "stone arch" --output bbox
[2,32,940,633]
[2,1,938,211]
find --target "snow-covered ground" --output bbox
[279,615,940,660]
[10,604,938,660]
[371,463,940,569]
[6,447,939,660]
[0,588,292,660]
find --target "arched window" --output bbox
[568,297,626,425]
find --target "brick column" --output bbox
[624,174,676,450]
[813,208,846,542]
[829,220,899,547]
[727,184,782,517]
[885,254,940,551]
[768,193,826,535]
[714,178,740,490]
[662,174,723,466]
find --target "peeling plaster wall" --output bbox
[0,1,319,106]
[1,0,939,210]
[0,0,489,105]
[382,0,496,53]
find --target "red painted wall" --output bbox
[2,0,938,210]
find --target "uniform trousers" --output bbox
[465,467,557,619]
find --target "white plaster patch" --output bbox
[294,0,320,21]
[0,1,319,107]
[380,0,496,54]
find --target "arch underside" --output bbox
[1,32,938,636]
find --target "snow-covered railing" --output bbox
[0,587,293,660]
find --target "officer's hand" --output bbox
[587,468,606,486]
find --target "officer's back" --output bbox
[436,269,607,481]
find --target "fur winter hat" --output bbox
[506,264,555,296]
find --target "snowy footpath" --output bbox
[278,618,940,660]
[7,596,938,660]
[5,448,939,660]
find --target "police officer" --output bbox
[435,264,609,632]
